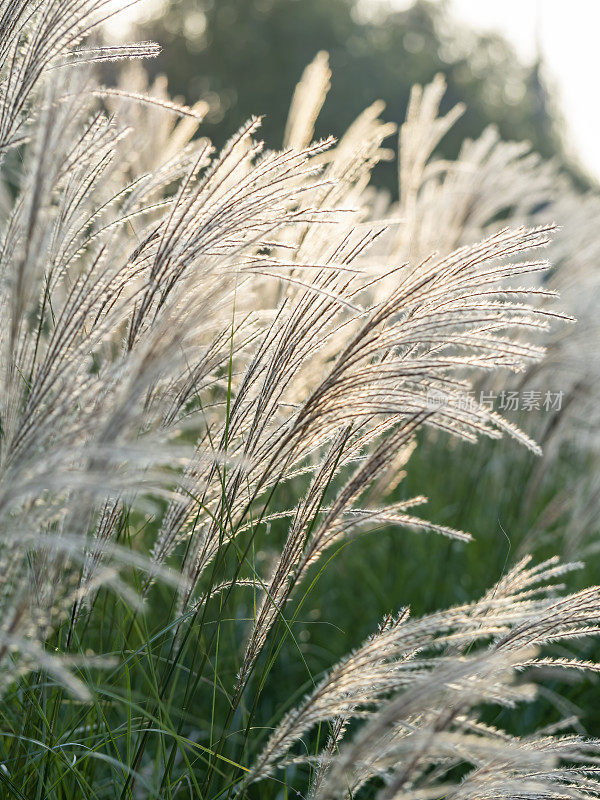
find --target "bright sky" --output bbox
[447,0,600,180]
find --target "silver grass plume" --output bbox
[248,557,600,800]
[0,11,599,800]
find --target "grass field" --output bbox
[2,5,600,799]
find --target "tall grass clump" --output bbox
[1,4,600,798]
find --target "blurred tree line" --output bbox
[141,0,587,193]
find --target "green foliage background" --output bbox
[143,0,588,193]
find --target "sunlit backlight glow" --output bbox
[438,0,600,180]
[103,0,165,41]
